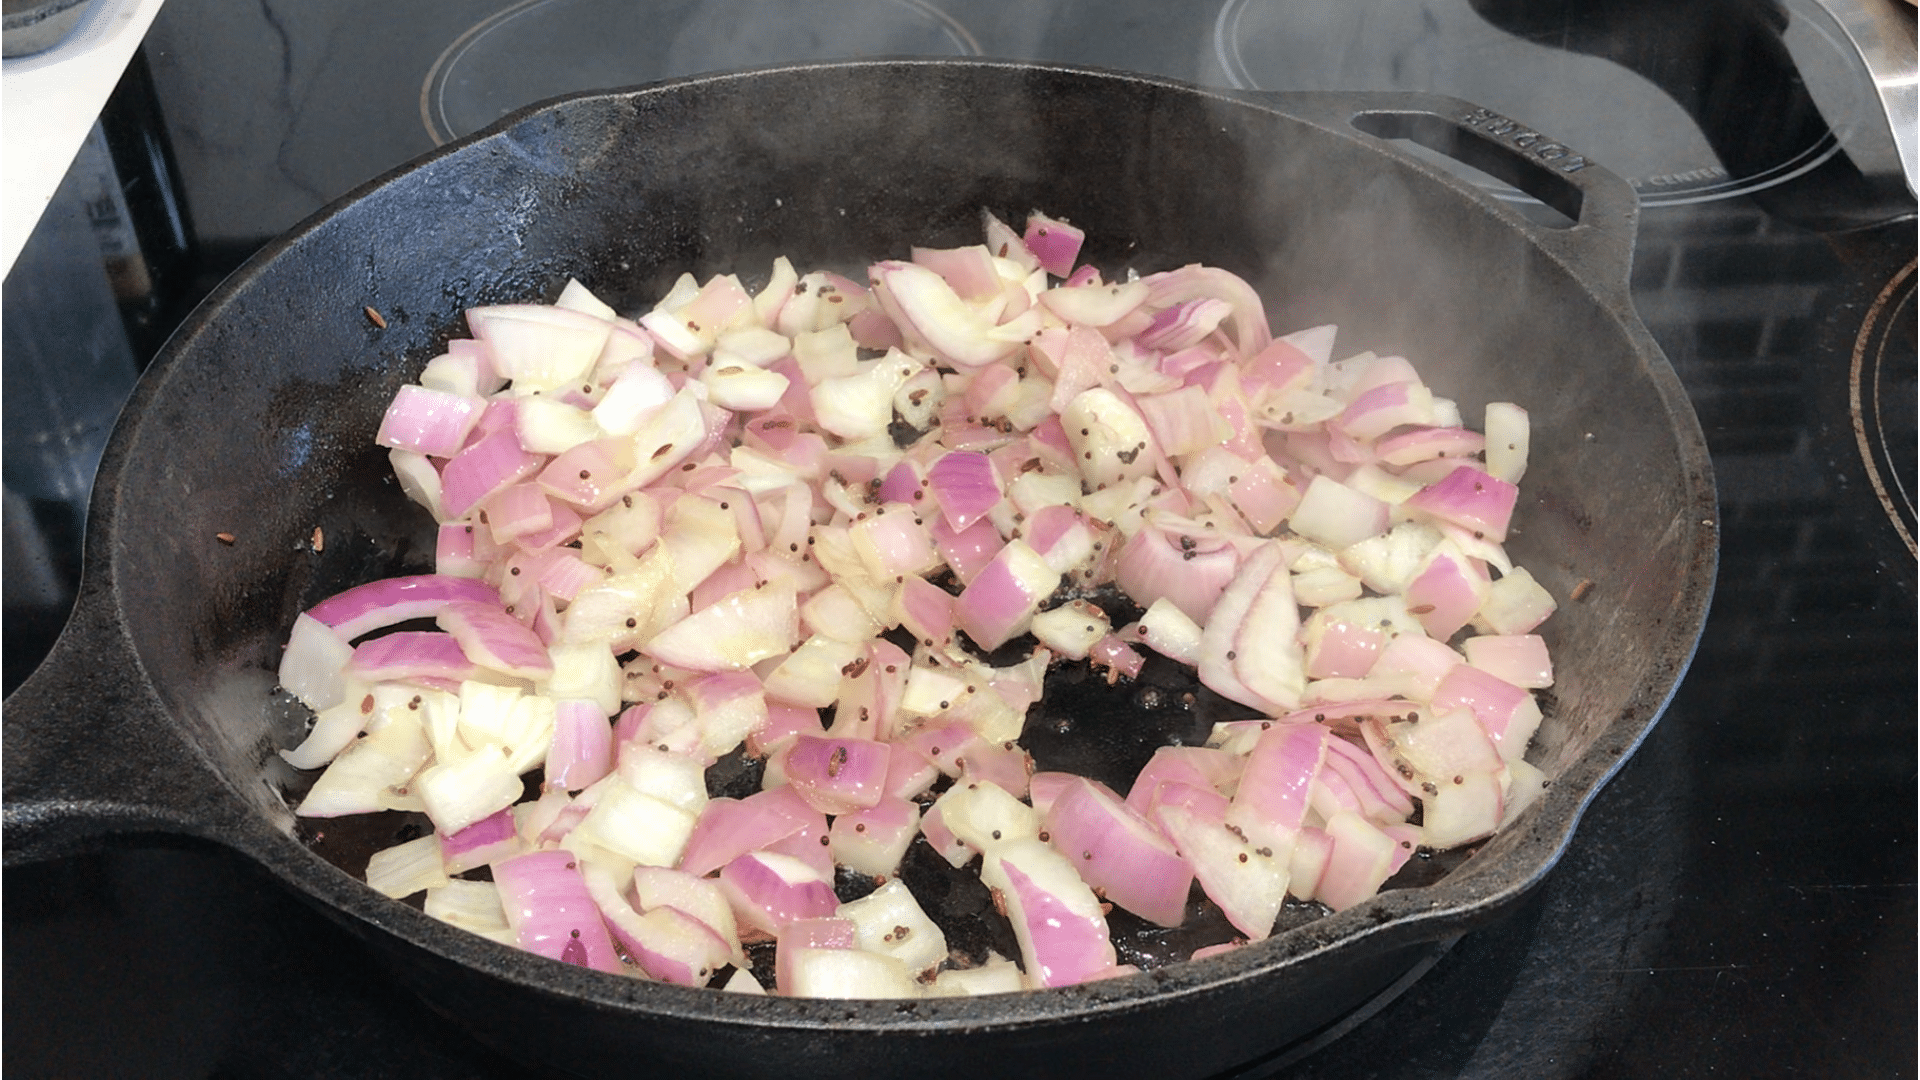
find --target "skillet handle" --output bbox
[2,582,255,865]
[1247,92,1642,299]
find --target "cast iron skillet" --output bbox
[3,61,1715,1078]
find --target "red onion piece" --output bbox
[928,513,1003,586]
[1304,618,1387,681]
[441,427,544,519]
[918,795,973,868]
[547,698,614,793]
[894,575,956,651]
[746,701,825,757]
[1242,337,1317,401]
[436,600,552,680]
[958,740,1034,801]
[1087,634,1144,680]
[954,539,1057,651]
[1226,722,1326,855]
[719,851,839,936]
[1368,633,1465,700]
[877,459,922,504]
[1403,543,1491,640]
[441,807,522,875]
[881,742,941,800]
[677,786,820,878]
[482,483,554,544]
[784,734,892,815]
[1375,425,1486,467]
[911,244,1001,300]
[1402,465,1518,543]
[1022,211,1084,278]
[347,630,477,684]
[1141,265,1272,358]
[376,385,483,458]
[981,839,1118,988]
[1430,665,1535,755]
[1114,523,1240,626]
[1323,735,1416,820]
[761,809,836,879]
[307,574,502,643]
[1381,823,1421,876]
[1045,777,1193,927]
[927,450,1004,533]
[1461,633,1554,689]
[1314,811,1398,912]
[1138,297,1232,353]
[1126,746,1243,820]
[492,851,623,972]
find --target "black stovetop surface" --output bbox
[4,1,1914,1077]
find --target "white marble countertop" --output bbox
[2,0,168,277]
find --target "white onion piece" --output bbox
[1195,542,1284,712]
[415,741,524,835]
[643,584,798,673]
[1472,566,1558,636]
[365,833,447,899]
[566,778,697,870]
[1232,549,1307,710]
[466,304,613,393]
[296,705,430,818]
[424,879,514,944]
[1061,387,1156,490]
[631,866,747,967]
[1158,802,1287,942]
[1484,402,1530,483]
[837,878,950,977]
[1029,600,1109,660]
[828,795,921,877]
[930,955,1026,997]
[278,613,355,713]
[783,946,922,1000]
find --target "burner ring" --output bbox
[421,0,979,146]
[1850,258,1917,557]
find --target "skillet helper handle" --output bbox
[1253,92,1642,300]
[2,584,250,865]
